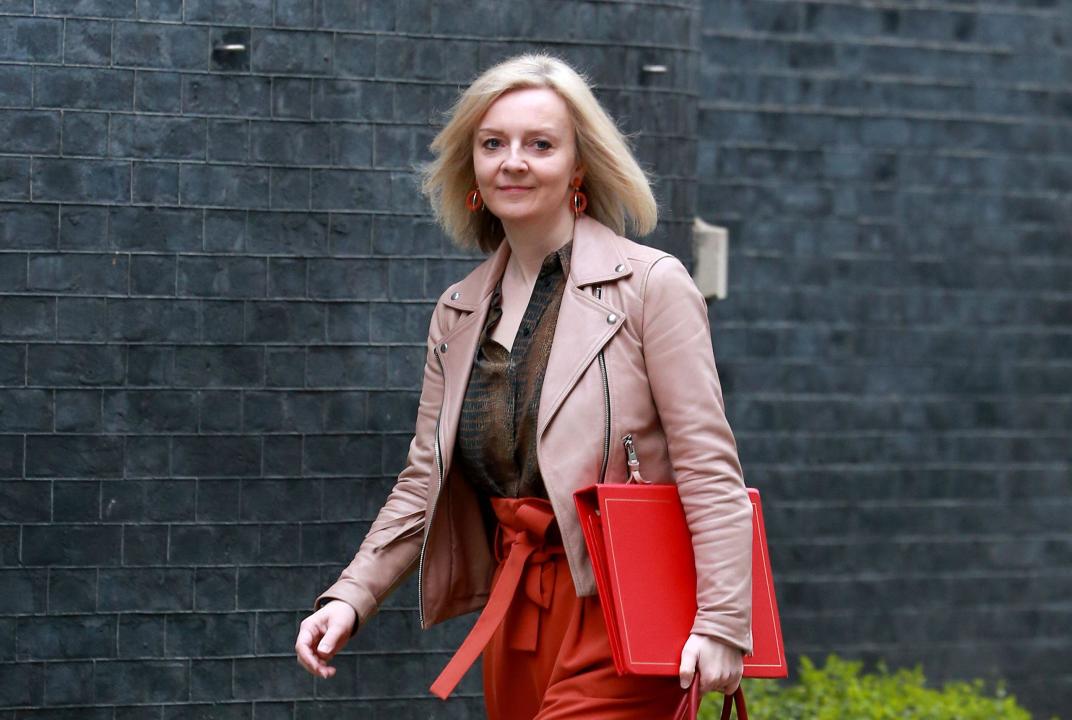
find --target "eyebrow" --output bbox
[476,127,562,136]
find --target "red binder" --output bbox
[574,481,787,693]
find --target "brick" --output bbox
[61,111,108,156]
[274,0,315,27]
[47,568,97,613]
[197,390,242,432]
[0,110,60,154]
[247,211,328,256]
[369,302,428,343]
[170,525,259,564]
[109,207,203,251]
[131,254,177,295]
[386,346,423,388]
[0,661,43,707]
[269,168,310,210]
[262,434,301,476]
[264,348,304,388]
[252,30,332,75]
[204,210,248,252]
[174,347,263,387]
[245,302,324,343]
[300,521,365,563]
[111,115,205,160]
[0,481,50,522]
[0,570,45,613]
[194,568,236,611]
[310,168,389,211]
[326,303,368,342]
[303,434,380,476]
[189,658,233,701]
[167,613,254,658]
[327,213,372,255]
[101,479,194,522]
[52,479,101,521]
[250,121,330,165]
[239,478,319,520]
[137,0,182,20]
[32,158,130,202]
[28,253,129,294]
[95,660,188,703]
[0,389,51,431]
[271,78,311,119]
[0,17,61,62]
[312,79,392,121]
[53,387,102,428]
[366,391,418,432]
[387,258,425,300]
[98,568,192,611]
[117,613,165,658]
[305,347,386,387]
[21,524,121,565]
[0,157,30,199]
[334,34,375,77]
[307,258,387,300]
[172,436,260,477]
[122,435,170,477]
[258,523,300,563]
[17,615,115,660]
[108,299,199,341]
[317,0,367,30]
[185,0,272,24]
[64,18,111,65]
[183,75,271,118]
[266,258,307,298]
[34,67,133,110]
[234,656,312,699]
[253,611,300,655]
[58,205,108,250]
[195,479,240,521]
[207,119,248,162]
[114,22,208,70]
[27,344,123,385]
[0,526,19,564]
[178,256,266,299]
[0,434,24,478]
[236,566,319,611]
[26,434,123,478]
[0,65,32,106]
[43,661,95,705]
[1,205,56,251]
[201,301,245,343]
[179,164,269,209]
[102,390,198,432]
[329,123,372,167]
[134,70,182,112]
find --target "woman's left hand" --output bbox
[678,633,744,695]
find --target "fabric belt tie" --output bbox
[430,497,565,700]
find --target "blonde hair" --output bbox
[420,52,658,253]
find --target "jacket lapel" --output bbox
[537,215,632,437]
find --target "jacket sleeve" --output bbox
[640,254,753,655]
[312,300,449,634]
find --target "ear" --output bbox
[572,161,586,185]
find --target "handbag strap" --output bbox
[719,687,748,720]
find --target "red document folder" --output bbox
[573,484,787,679]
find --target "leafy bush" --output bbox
[699,654,1040,720]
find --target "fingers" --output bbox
[682,634,744,695]
[678,638,699,689]
[295,613,337,679]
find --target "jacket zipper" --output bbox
[595,285,611,485]
[417,346,445,628]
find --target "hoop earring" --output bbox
[465,186,484,212]
[570,178,588,216]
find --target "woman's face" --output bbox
[472,87,583,226]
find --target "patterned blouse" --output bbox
[453,240,573,500]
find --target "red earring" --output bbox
[465,186,484,212]
[570,177,588,216]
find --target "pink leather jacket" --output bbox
[315,214,753,654]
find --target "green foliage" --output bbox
[699,655,1039,720]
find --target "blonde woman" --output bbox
[295,52,753,719]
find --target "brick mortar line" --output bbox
[701,27,1018,55]
[698,99,1072,127]
[703,141,1072,164]
[706,0,1063,19]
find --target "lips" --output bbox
[498,186,533,191]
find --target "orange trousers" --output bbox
[432,496,685,719]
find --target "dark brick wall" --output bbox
[0,1,698,718]
[698,2,1071,717]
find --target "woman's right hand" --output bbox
[295,599,357,679]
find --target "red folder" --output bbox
[573,483,787,680]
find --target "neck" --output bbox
[501,208,576,286]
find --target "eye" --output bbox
[533,139,552,151]
[481,138,502,150]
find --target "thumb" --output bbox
[316,623,346,659]
[678,641,698,689]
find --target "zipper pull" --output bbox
[622,434,647,484]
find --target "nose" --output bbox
[501,142,527,173]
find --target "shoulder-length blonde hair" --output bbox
[420,52,658,253]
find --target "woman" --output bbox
[295,52,753,719]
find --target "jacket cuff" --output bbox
[313,581,379,637]
[689,618,753,657]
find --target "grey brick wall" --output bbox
[0,1,698,718]
[698,1,1071,717]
